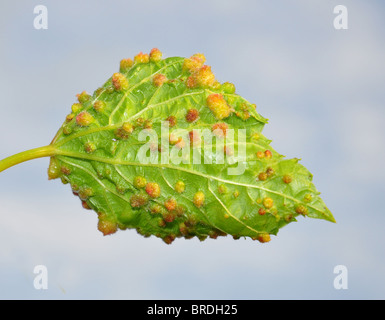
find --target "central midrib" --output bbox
[53,148,326,218]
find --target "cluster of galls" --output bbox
[182,53,238,121]
[61,48,165,137]
[253,146,310,223]
[126,175,217,244]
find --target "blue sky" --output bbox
[0,0,384,299]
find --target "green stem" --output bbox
[0,145,56,173]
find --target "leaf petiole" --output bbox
[0,145,56,173]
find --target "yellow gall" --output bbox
[295,204,308,215]
[174,180,185,193]
[194,65,216,87]
[133,176,147,189]
[112,72,129,91]
[258,172,268,181]
[182,53,205,72]
[77,91,91,104]
[145,182,161,198]
[47,157,61,180]
[211,81,221,90]
[256,151,265,159]
[283,175,292,184]
[149,48,162,62]
[251,132,260,140]
[114,123,133,139]
[233,190,240,198]
[221,82,236,94]
[122,122,134,133]
[150,204,163,214]
[191,53,206,64]
[93,100,106,113]
[71,103,82,113]
[206,93,232,120]
[258,233,271,243]
[153,73,167,87]
[134,52,150,63]
[263,197,274,209]
[120,58,134,72]
[84,142,96,154]
[193,191,205,208]
[65,113,75,123]
[76,111,94,127]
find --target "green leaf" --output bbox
[0,48,335,244]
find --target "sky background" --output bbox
[0,0,384,299]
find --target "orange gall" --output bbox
[153,73,167,87]
[149,48,162,62]
[166,116,177,127]
[112,72,129,91]
[212,122,228,138]
[283,175,292,184]
[145,182,161,198]
[164,198,177,212]
[186,109,199,123]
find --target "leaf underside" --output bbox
[48,49,335,244]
